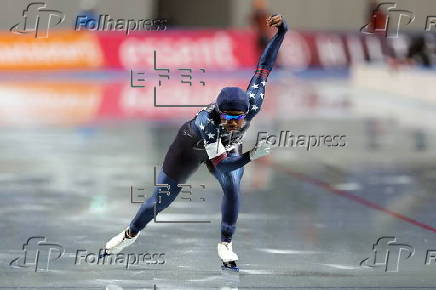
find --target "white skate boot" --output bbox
[217,241,239,272]
[102,228,139,256]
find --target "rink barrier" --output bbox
[1,29,428,71]
[351,64,436,129]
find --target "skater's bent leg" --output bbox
[214,165,244,242]
[129,169,182,235]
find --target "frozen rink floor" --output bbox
[1,72,436,289]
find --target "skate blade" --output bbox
[99,249,110,259]
[221,261,239,272]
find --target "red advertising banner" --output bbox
[279,31,388,69]
[0,29,393,71]
[96,30,259,70]
[96,30,389,70]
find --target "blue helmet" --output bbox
[216,87,249,113]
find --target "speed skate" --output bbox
[218,241,240,272]
[100,228,140,258]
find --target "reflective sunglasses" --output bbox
[220,113,246,121]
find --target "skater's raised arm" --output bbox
[192,16,288,173]
[245,14,288,121]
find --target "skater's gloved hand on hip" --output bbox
[249,139,272,161]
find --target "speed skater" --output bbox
[103,14,288,272]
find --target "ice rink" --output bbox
[1,69,436,290]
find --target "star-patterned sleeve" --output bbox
[194,110,224,159]
[245,18,288,121]
[194,110,251,171]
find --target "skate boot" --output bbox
[101,228,139,257]
[218,241,239,272]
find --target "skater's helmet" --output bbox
[216,87,249,113]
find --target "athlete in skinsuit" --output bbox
[103,14,288,271]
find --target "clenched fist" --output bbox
[266,14,283,28]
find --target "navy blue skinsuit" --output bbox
[129,20,288,242]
